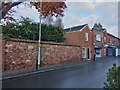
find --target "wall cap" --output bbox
[8,38,81,47]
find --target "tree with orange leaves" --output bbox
[0,0,67,20]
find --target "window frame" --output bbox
[82,47,86,58]
[85,33,88,41]
[96,34,101,42]
[104,37,106,42]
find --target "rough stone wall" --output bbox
[5,40,38,71]
[4,39,81,71]
[41,44,81,66]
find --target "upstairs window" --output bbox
[110,38,112,43]
[85,33,88,41]
[96,34,101,41]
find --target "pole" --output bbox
[37,0,42,70]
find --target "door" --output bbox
[95,49,102,57]
[108,48,113,56]
[88,48,91,60]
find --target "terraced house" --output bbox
[64,24,92,61]
[106,33,120,57]
[64,24,120,60]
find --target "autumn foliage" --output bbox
[32,2,67,17]
[0,0,67,19]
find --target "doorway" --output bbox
[88,48,91,60]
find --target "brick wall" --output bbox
[3,38,81,71]
[107,34,120,46]
[92,29,103,46]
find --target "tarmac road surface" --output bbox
[2,57,119,88]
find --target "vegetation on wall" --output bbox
[2,18,64,42]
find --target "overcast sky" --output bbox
[12,0,119,37]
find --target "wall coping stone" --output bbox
[8,38,81,47]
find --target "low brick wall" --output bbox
[3,38,81,71]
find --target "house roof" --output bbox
[91,28,106,32]
[64,24,88,32]
[107,33,120,40]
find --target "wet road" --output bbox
[3,57,119,88]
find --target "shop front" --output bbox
[94,45,102,58]
[104,44,117,57]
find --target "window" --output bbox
[85,33,88,41]
[110,39,112,43]
[82,47,86,58]
[115,39,117,44]
[104,37,106,42]
[96,34,101,41]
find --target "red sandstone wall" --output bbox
[41,44,81,66]
[5,39,38,71]
[3,39,81,71]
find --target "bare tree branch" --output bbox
[0,0,28,19]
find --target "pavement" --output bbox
[2,56,119,80]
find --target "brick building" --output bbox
[64,24,92,60]
[64,24,120,60]
[105,33,120,57]
[91,23,120,58]
[91,27,108,58]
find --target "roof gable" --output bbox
[107,33,120,40]
[64,24,88,32]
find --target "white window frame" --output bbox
[110,38,112,43]
[85,33,88,41]
[104,37,106,42]
[96,34,101,41]
[82,47,86,58]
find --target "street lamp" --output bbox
[37,0,42,70]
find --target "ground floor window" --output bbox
[95,49,101,57]
[82,47,86,58]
